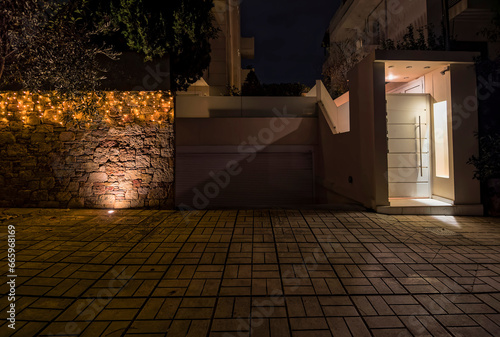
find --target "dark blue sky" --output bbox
[240,0,340,86]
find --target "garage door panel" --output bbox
[176,152,313,207]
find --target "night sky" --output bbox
[240,0,341,87]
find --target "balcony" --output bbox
[449,0,496,21]
[240,37,255,60]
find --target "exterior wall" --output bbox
[423,62,482,206]
[206,5,229,95]
[373,61,390,208]
[328,0,427,44]
[424,67,455,201]
[448,0,496,42]
[0,92,174,209]
[176,118,318,146]
[204,0,250,95]
[326,0,496,73]
[176,96,317,118]
[317,54,388,209]
[449,63,481,205]
[386,0,427,41]
[176,117,319,206]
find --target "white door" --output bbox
[386,94,431,198]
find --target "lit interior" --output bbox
[433,101,450,178]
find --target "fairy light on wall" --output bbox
[0,91,174,126]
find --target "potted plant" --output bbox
[468,133,500,216]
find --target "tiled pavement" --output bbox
[1,209,500,337]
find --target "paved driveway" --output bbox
[1,209,500,336]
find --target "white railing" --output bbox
[307,80,350,134]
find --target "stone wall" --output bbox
[0,91,174,209]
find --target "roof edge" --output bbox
[373,50,480,63]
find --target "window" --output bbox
[433,101,450,178]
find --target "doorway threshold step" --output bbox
[376,204,483,216]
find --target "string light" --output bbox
[0,91,174,126]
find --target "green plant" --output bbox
[468,133,500,181]
[480,3,500,42]
[381,24,445,51]
[226,85,241,96]
[80,0,219,91]
[322,37,365,98]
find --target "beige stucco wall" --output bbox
[176,117,321,202]
[319,50,481,209]
[424,67,456,201]
[449,63,481,205]
[204,0,243,95]
[317,54,388,209]
[423,63,481,205]
[176,118,318,146]
[176,96,317,118]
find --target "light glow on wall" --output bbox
[433,101,450,178]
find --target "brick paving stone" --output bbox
[11,322,48,337]
[1,209,499,337]
[364,316,404,329]
[436,314,479,327]
[326,317,352,336]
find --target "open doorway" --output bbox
[386,94,433,201]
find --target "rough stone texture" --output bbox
[0,122,174,209]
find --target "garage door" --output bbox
[176,150,314,208]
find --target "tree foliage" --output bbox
[241,70,309,96]
[468,133,500,181]
[0,0,117,92]
[482,4,500,43]
[79,0,219,91]
[1,0,218,93]
[322,38,365,99]
[241,70,262,95]
[0,0,120,125]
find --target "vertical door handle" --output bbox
[419,116,423,177]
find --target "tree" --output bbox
[322,38,365,98]
[260,83,310,96]
[241,70,309,96]
[242,69,262,96]
[79,0,219,91]
[0,0,119,124]
[2,0,218,93]
[0,1,46,83]
[482,4,500,43]
[0,0,116,91]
